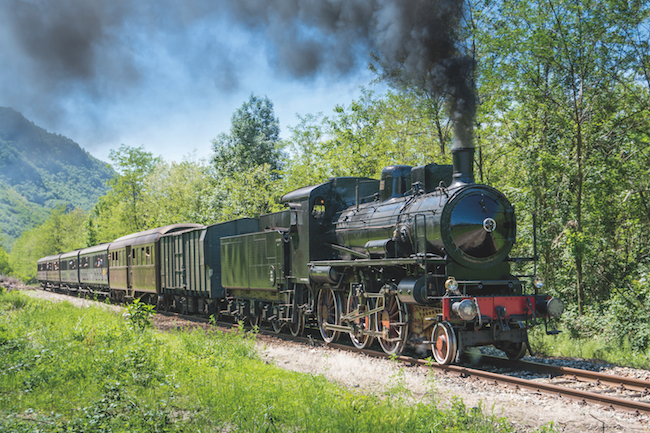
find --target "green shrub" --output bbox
[123,297,155,330]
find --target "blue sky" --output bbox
[0,1,385,164]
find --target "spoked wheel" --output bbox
[346,292,374,349]
[376,293,408,356]
[431,322,458,365]
[317,288,341,343]
[289,313,305,337]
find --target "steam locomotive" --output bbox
[37,145,563,365]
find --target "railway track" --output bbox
[177,313,650,416]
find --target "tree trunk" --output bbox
[574,81,584,315]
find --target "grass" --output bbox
[0,289,522,433]
[529,325,650,369]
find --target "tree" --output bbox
[142,157,216,226]
[93,144,161,239]
[108,144,161,231]
[474,0,650,313]
[0,247,10,276]
[0,229,11,276]
[212,94,282,177]
[217,164,285,220]
[211,94,284,220]
[281,89,455,193]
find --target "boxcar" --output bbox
[159,219,259,313]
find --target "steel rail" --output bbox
[322,343,650,415]
[482,355,650,394]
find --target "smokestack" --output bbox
[449,62,476,186]
[451,111,475,185]
[451,146,474,185]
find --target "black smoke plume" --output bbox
[0,0,474,147]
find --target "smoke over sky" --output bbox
[0,0,472,162]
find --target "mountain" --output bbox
[0,107,115,249]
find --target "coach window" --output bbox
[145,246,150,265]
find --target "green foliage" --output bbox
[0,180,49,250]
[141,157,216,226]
[0,291,513,433]
[281,89,454,193]
[0,230,11,275]
[9,206,87,282]
[215,163,285,220]
[210,94,285,220]
[212,93,283,177]
[123,298,156,331]
[471,0,650,318]
[99,144,161,236]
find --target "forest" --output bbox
[3,0,650,361]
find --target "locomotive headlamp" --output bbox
[535,296,565,318]
[533,277,544,289]
[452,299,478,321]
[445,277,458,292]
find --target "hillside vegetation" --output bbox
[0,107,115,249]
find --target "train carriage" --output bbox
[79,243,110,294]
[37,254,61,289]
[59,250,80,291]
